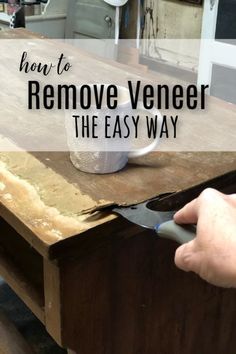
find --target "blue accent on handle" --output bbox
[154,224,161,232]
[154,221,196,245]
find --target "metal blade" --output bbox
[113,201,175,230]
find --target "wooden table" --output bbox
[0,29,236,354]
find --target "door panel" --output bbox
[198,0,236,104]
[65,0,116,39]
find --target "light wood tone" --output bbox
[0,311,35,354]
[0,153,116,258]
[44,259,62,346]
[142,0,202,71]
[0,151,235,260]
[118,46,148,71]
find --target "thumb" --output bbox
[175,240,202,274]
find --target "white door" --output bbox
[198,0,236,102]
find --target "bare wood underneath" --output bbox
[0,29,235,257]
[44,259,62,346]
[0,151,235,258]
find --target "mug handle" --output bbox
[128,102,163,159]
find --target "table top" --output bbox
[0,151,235,258]
[0,29,235,259]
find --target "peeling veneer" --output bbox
[0,157,115,243]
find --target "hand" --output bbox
[174,188,236,287]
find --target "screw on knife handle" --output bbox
[155,220,196,245]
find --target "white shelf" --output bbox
[0,13,10,25]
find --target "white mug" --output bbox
[65,85,162,174]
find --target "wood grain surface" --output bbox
[0,30,236,354]
[0,29,235,257]
[0,151,235,258]
[0,29,235,153]
[59,231,236,354]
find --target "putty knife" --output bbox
[113,200,196,245]
[112,171,236,244]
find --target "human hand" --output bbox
[174,188,236,287]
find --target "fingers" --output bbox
[228,194,236,207]
[174,189,236,287]
[174,240,202,273]
[174,198,199,224]
[174,188,231,225]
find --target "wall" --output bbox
[143,0,203,39]
[142,0,203,71]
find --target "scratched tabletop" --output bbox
[0,29,235,259]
